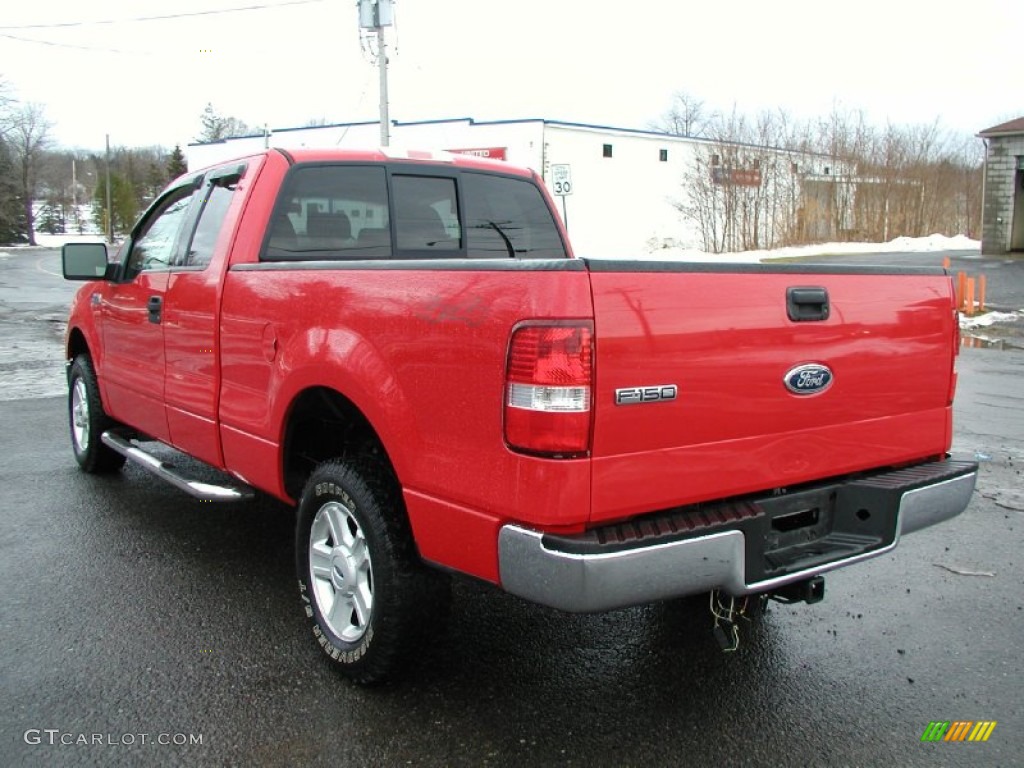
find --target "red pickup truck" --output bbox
[62,148,977,683]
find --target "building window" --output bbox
[711,154,720,166]
[659,149,668,162]
[602,144,613,158]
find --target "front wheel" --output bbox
[68,355,126,473]
[295,458,450,684]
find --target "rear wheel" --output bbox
[295,458,450,684]
[68,355,126,473]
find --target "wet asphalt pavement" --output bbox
[0,247,1022,767]
[2,390,1022,768]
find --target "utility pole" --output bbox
[68,157,77,234]
[105,134,113,243]
[377,23,389,146]
[359,0,394,146]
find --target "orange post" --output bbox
[942,256,951,270]
[965,277,976,317]
[979,274,987,313]
[956,272,967,311]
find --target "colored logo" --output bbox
[783,363,833,396]
[921,721,997,742]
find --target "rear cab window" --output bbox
[265,165,391,260]
[462,172,568,259]
[261,162,567,261]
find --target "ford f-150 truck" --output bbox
[62,148,977,683]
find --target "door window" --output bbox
[186,182,235,268]
[125,188,196,278]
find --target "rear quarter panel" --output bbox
[218,262,594,581]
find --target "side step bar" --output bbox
[101,431,255,502]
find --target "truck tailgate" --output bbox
[586,261,957,524]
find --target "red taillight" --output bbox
[504,323,593,456]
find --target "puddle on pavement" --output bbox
[960,333,1024,351]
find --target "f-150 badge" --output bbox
[615,384,678,405]
[784,364,834,395]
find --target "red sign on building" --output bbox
[446,147,508,161]
[711,167,762,187]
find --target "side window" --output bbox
[185,181,236,268]
[392,176,460,253]
[125,189,196,277]
[263,165,390,260]
[463,173,567,259]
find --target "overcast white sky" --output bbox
[1,0,1022,150]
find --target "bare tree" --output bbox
[662,90,984,252]
[0,77,16,123]
[197,103,252,142]
[675,107,803,253]
[651,91,712,138]
[8,103,52,245]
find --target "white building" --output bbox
[187,118,839,258]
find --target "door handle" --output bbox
[787,286,830,322]
[147,296,163,324]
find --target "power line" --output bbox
[0,0,327,31]
[0,32,146,55]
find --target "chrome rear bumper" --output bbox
[498,460,977,613]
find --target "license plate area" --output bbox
[747,483,898,581]
[770,505,820,532]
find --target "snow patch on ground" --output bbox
[630,233,980,263]
[20,233,111,249]
[960,310,1024,329]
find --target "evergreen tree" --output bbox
[93,173,139,237]
[37,198,65,234]
[0,138,26,244]
[166,145,187,179]
[140,161,164,203]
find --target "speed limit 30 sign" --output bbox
[551,164,572,196]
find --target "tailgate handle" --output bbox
[787,287,830,322]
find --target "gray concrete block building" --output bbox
[979,117,1024,254]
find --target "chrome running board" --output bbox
[101,431,255,502]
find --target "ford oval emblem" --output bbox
[784,363,834,396]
